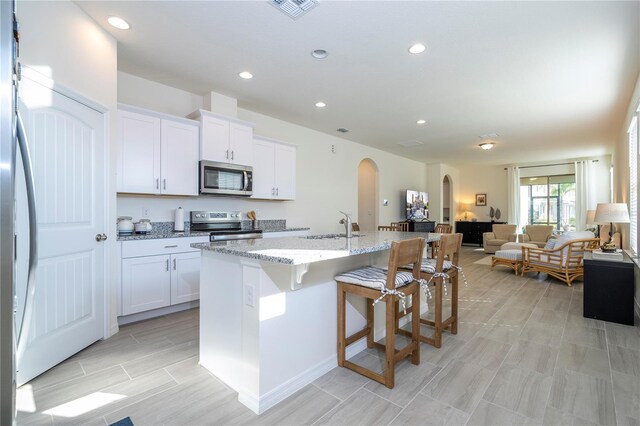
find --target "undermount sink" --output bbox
[303,233,365,239]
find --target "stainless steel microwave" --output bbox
[199,160,253,196]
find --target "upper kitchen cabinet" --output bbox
[117,104,199,196]
[187,109,255,166]
[252,136,296,200]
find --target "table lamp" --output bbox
[594,203,630,252]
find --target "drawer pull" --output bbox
[166,259,169,271]
[173,258,177,270]
[164,245,178,248]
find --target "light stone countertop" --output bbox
[117,227,310,241]
[191,231,440,265]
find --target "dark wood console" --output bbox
[455,221,504,246]
[584,252,635,326]
[407,221,435,233]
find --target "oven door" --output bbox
[199,161,252,196]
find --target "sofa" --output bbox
[483,224,517,254]
[521,231,600,286]
[521,225,555,248]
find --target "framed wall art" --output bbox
[475,193,487,206]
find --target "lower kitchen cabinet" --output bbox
[120,236,208,316]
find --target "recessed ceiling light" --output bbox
[311,49,328,59]
[315,102,326,108]
[238,71,253,79]
[337,128,350,133]
[416,119,426,124]
[479,142,495,150]
[408,43,426,54]
[107,16,130,30]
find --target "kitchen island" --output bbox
[191,231,439,414]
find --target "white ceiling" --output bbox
[75,1,640,166]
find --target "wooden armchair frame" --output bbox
[521,238,600,286]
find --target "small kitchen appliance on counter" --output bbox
[191,211,263,241]
[134,218,152,234]
[117,216,135,236]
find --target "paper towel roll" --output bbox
[174,207,184,232]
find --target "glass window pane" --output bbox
[531,184,547,196]
[532,198,547,223]
[549,198,558,224]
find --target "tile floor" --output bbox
[16,247,640,425]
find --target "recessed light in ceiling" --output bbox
[107,16,130,30]
[311,49,328,59]
[315,102,326,108]
[408,43,426,54]
[479,142,495,150]
[270,0,319,20]
[416,119,426,124]
[337,128,350,133]
[238,71,253,79]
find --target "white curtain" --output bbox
[507,166,521,232]
[575,160,594,231]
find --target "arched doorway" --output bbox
[358,159,379,231]
[443,175,452,223]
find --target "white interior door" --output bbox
[16,75,107,386]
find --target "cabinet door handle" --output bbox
[225,149,229,159]
[272,188,275,196]
[276,187,279,196]
[156,178,159,189]
[163,179,166,190]
[164,244,178,248]
[166,259,169,271]
[173,258,177,270]
[231,150,234,161]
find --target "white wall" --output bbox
[456,165,507,222]
[116,72,427,234]
[18,0,119,334]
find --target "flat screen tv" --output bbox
[406,190,429,221]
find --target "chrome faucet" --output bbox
[339,211,353,238]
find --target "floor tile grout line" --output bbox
[605,324,621,425]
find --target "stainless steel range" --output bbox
[190,211,263,241]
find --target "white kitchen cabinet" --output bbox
[117,104,199,196]
[187,109,254,166]
[252,136,296,200]
[120,237,209,316]
[170,251,201,305]
[122,254,172,315]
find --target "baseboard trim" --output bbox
[117,301,199,325]
[238,339,367,415]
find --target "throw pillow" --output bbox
[544,239,556,250]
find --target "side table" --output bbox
[583,251,635,326]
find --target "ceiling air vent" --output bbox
[397,140,424,148]
[336,128,350,133]
[270,0,319,20]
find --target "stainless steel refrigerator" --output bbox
[1,1,38,423]
[0,0,18,422]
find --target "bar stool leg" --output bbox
[337,284,346,366]
[450,274,459,334]
[434,278,443,348]
[411,293,420,365]
[384,296,395,388]
[366,297,374,348]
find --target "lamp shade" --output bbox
[594,203,630,224]
[586,210,596,225]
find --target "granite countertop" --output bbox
[117,226,310,241]
[191,231,440,265]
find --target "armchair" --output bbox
[521,232,600,286]
[521,225,555,248]
[483,224,517,254]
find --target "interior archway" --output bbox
[358,159,379,231]
[443,174,452,223]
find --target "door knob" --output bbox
[95,233,108,242]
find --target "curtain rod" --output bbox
[504,159,598,170]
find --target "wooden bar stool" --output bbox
[335,237,425,388]
[397,233,463,348]
[431,223,453,258]
[378,225,397,231]
[391,222,409,232]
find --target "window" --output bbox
[520,175,576,231]
[629,115,638,254]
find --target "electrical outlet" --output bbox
[331,144,336,154]
[244,284,255,307]
[142,208,150,218]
